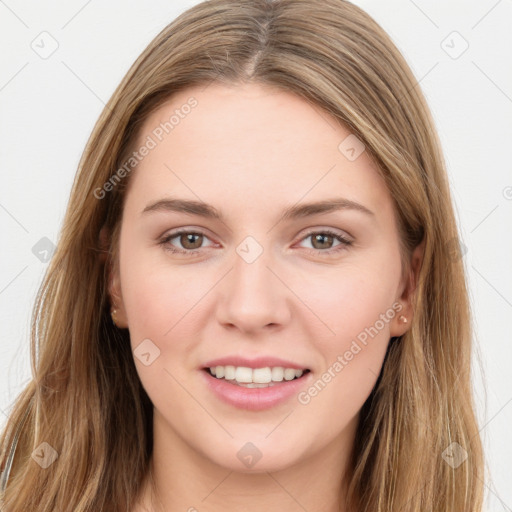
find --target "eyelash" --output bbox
[159,228,353,257]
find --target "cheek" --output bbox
[122,264,198,342]
[118,227,203,332]
[300,254,401,398]
[304,258,400,344]
[292,276,398,441]
[119,259,202,404]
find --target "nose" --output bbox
[215,246,292,334]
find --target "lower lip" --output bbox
[201,369,312,411]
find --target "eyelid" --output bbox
[296,226,353,243]
[159,226,353,257]
[159,228,216,251]
[293,227,353,254]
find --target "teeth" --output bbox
[208,365,307,384]
[283,368,296,381]
[224,365,236,380]
[271,367,284,382]
[253,367,272,383]
[235,366,253,383]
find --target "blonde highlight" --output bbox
[1,1,485,511]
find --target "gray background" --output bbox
[0,0,511,509]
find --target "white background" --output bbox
[0,1,511,509]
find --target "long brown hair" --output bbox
[0,1,485,510]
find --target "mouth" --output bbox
[203,365,311,388]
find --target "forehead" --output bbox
[125,82,391,220]
[140,82,352,164]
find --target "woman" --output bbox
[0,0,485,510]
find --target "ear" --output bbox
[390,238,425,337]
[99,226,129,329]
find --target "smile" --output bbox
[206,365,310,387]
[201,365,312,410]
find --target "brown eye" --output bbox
[178,232,203,250]
[297,229,353,256]
[310,233,335,250]
[160,230,214,255]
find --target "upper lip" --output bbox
[202,356,309,370]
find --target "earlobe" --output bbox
[108,265,129,329]
[390,306,410,338]
[100,226,129,329]
[391,238,425,337]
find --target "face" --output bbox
[109,82,417,473]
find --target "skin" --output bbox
[107,82,423,512]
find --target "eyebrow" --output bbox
[141,197,375,221]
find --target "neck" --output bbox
[135,411,358,512]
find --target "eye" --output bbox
[159,229,215,255]
[159,228,353,257]
[296,229,353,255]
